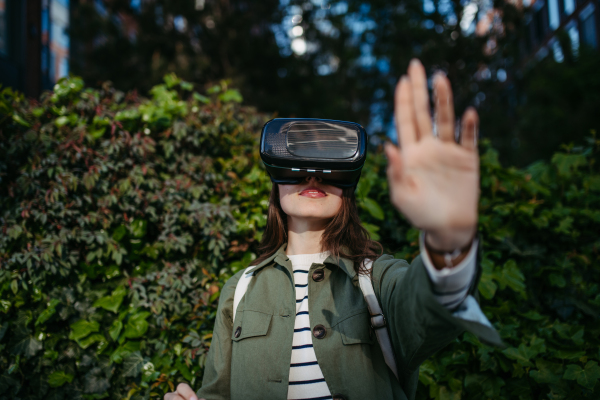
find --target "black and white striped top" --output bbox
[285,238,478,400]
[287,251,332,400]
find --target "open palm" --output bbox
[385,60,479,251]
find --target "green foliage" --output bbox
[0,75,599,399]
[0,75,271,399]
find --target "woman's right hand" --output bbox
[164,383,205,400]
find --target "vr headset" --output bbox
[260,118,368,188]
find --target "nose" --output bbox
[305,175,322,183]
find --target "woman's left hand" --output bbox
[384,59,479,252]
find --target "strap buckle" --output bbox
[370,313,387,330]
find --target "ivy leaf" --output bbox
[35,299,61,326]
[478,261,497,300]
[563,361,600,389]
[11,333,43,357]
[530,359,564,384]
[122,351,145,377]
[502,345,535,367]
[110,341,141,364]
[93,286,126,313]
[69,319,100,341]
[47,371,74,388]
[109,320,123,341]
[464,373,505,397]
[361,197,384,220]
[123,312,151,339]
[76,333,106,350]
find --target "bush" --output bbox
[0,76,598,399]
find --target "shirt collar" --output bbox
[246,242,356,279]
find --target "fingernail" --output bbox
[400,75,409,82]
[410,58,421,67]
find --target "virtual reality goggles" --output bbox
[260,118,368,188]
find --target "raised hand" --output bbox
[384,59,479,252]
[164,383,204,400]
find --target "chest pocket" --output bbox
[336,308,374,346]
[232,310,273,341]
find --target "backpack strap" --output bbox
[233,266,255,322]
[358,259,399,381]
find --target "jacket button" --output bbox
[313,324,326,339]
[312,269,324,282]
[332,395,347,400]
[234,326,242,338]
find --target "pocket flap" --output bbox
[232,310,273,341]
[339,310,374,345]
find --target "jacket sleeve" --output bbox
[372,240,503,378]
[196,270,244,400]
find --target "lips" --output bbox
[299,186,326,198]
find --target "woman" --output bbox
[166,59,500,400]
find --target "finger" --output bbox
[460,107,479,151]
[176,383,198,400]
[433,72,455,142]
[394,76,417,147]
[384,142,403,183]
[164,393,185,400]
[408,59,433,139]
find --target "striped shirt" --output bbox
[287,251,332,400]
[286,238,478,399]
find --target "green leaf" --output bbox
[76,333,105,349]
[193,92,210,104]
[218,89,243,103]
[464,373,505,397]
[35,299,61,326]
[130,219,147,238]
[47,371,74,387]
[175,358,193,381]
[112,225,127,242]
[548,272,566,288]
[123,312,151,339]
[109,320,123,341]
[110,341,141,364]
[69,319,100,341]
[93,286,126,313]
[122,351,145,377]
[361,197,384,220]
[563,361,600,389]
[530,359,564,384]
[11,334,43,357]
[0,300,11,313]
[361,222,380,241]
[12,114,31,127]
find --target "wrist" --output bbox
[425,226,477,252]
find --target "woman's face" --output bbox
[279,177,344,223]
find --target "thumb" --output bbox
[384,142,403,183]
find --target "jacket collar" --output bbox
[246,243,357,279]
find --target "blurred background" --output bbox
[1,0,598,166]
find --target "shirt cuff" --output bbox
[419,231,478,309]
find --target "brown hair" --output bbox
[252,183,383,275]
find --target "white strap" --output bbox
[232,261,399,381]
[358,259,399,381]
[233,266,255,322]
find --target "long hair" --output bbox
[252,183,383,275]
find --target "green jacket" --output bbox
[197,242,501,400]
